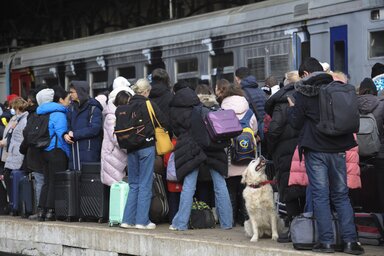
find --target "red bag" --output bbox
[167,181,182,192]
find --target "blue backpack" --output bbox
[231,109,257,163]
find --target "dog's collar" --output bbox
[248,180,276,189]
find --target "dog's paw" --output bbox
[250,235,259,242]
[271,234,278,241]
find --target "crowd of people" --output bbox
[0,58,384,255]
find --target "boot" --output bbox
[45,208,56,221]
[37,208,46,222]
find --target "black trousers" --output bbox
[226,176,248,225]
[39,149,68,209]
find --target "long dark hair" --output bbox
[215,79,244,103]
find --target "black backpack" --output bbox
[316,81,360,136]
[114,105,147,151]
[23,113,52,149]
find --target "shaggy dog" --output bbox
[241,158,279,242]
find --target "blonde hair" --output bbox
[284,70,300,86]
[11,98,28,112]
[332,71,348,84]
[131,78,151,95]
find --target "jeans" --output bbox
[122,146,155,226]
[33,172,44,207]
[172,169,233,230]
[305,150,357,244]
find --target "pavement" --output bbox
[0,216,382,256]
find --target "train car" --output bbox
[0,0,383,99]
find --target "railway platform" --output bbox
[0,216,383,256]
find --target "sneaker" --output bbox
[343,242,364,255]
[120,223,136,229]
[136,222,156,230]
[169,225,178,231]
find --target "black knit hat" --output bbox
[360,77,377,95]
[371,62,384,78]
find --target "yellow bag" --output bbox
[146,101,174,155]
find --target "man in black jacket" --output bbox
[287,57,364,255]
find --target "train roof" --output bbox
[2,0,384,69]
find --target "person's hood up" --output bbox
[294,72,333,97]
[36,102,68,115]
[149,81,170,98]
[36,88,54,106]
[373,74,384,94]
[240,75,259,89]
[95,94,107,110]
[102,100,117,117]
[197,94,219,108]
[71,80,90,106]
[169,87,200,108]
[108,87,134,105]
[113,76,131,90]
[265,83,295,116]
[221,95,249,115]
[357,94,380,114]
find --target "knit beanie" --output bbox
[6,94,19,103]
[36,88,54,106]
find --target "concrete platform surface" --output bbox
[0,216,382,256]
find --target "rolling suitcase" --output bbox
[54,170,80,221]
[109,181,129,226]
[79,162,109,223]
[18,174,34,218]
[9,170,27,216]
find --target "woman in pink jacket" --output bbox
[289,142,361,211]
[100,89,133,186]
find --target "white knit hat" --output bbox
[36,88,54,106]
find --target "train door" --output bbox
[330,25,348,74]
[11,69,33,99]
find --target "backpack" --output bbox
[114,105,147,151]
[357,113,381,157]
[23,113,52,149]
[355,213,384,245]
[316,82,360,136]
[231,109,257,163]
[190,104,212,148]
[204,109,243,141]
[149,173,169,223]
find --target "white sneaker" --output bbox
[136,222,156,230]
[120,223,136,229]
[169,225,178,231]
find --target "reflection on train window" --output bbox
[118,66,136,79]
[370,30,384,57]
[247,57,265,82]
[177,58,198,73]
[333,41,346,72]
[270,55,289,81]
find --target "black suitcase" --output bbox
[0,179,9,215]
[54,170,80,221]
[79,162,109,223]
[18,174,34,218]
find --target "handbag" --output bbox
[204,109,243,141]
[189,199,216,229]
[146,100,174,155]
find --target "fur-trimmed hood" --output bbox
[294,72,334,97]
[197,94,219,108]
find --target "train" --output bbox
[0,0,383,101]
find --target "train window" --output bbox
[0,61,3,69]
[177,58,198,73]
[211,53,233,68]
[91,71,108,96]
[270,55,289,81]
[247,57,265,82]
[370,30,384,57]
[118,66,136,79]
[43,78,59,87]
[333,41,346,72]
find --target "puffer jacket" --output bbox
[240,75,266,121]
[149,81,173,134]
[100,101,127,186]
[289,143,361,189]
[4,111,28,170]
[221,95,257,177]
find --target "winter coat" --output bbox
[149,81,173,134]
[67,81,103,170]
[287,72,357,155]
[240,75,267,121]
[221,95,257,177]
[4,111,28,170]
[264,83,304,202]
[100,101,127,186]
[36,102,70,157]
[289,143,361,189]
[1,115,18,163]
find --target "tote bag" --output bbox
[146,101,174,155]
